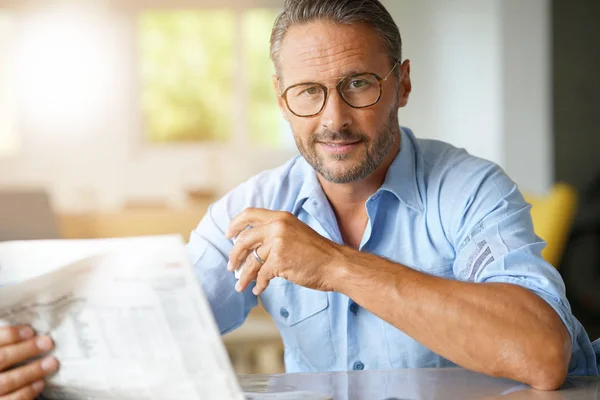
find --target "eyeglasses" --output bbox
[279,59,401,118]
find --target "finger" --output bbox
[0,336,54,372]
[227,225,268,272]
[226,208,282,239]
[235,247,268,293]
[252,266,276,296]
[0,327,35,347]
[2,379,44,400]
[0,356,58,396]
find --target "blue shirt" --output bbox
[186,127,600,375]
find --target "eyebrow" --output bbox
[284,69,374,88]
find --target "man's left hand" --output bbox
[225,208,344,295]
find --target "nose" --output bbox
[320,89,353,132]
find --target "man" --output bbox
[191,0,599,390]
[1,0,598,397]
[194,0,599,389]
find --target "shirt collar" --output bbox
[292,127,424,214]
[379,127,424,212]
[292,158,321,214]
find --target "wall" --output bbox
[501,0,552,195]
[386,0,552,195]
[386,0,503,165]
[0,0,553,211]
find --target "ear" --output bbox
[397,59,412,108]
[273,75,289,120]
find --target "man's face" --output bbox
[274,21,411,184]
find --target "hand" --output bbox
[0,325,59,400]
[225,208,346,295]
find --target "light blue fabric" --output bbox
[186,127,599,375]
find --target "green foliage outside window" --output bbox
[140,9,287,146]
[140,11,235,143]
[243,9,284,147]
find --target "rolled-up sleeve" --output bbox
[448,162,599,376]
[186,201,257,335]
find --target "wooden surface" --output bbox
[57,206,210,240]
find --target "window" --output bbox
[0,11,18,157]
[242,9,287,147]
[139,8,290,148]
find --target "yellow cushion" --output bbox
[523,183,577,268]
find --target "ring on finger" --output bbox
[253,247,266,264]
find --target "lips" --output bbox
[318,141,362,155]
[321,141,361,146]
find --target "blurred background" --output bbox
[0,0,598,375]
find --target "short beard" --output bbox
[294,109,400,184]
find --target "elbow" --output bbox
[529,367,568,391]
[528,340,571,391]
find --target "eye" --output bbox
[299,86,321,96]
[348,79,370,89]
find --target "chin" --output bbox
[320,164,366,184]
[324,159,358,172]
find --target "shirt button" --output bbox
[280,307,289,319]
[353,361,364,371]
[349,302,359,315]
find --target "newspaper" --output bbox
[0,235,244,400]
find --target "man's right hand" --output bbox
[0,325,59,400]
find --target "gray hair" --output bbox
[270,0,402,77]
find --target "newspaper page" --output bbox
[0,235,244,400]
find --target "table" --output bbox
[239,368,600,399]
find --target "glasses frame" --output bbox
[279,59,402,118]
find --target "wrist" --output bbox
[327,244,359,293]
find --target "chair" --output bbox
[0,189,59,241]
[523,183,578,268]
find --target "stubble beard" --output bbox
[294,108,401,184]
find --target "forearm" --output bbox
[331,247,572,390]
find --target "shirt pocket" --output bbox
[383,321,454,369]
[260,282,336,371]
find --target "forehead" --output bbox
[278,20,390,84]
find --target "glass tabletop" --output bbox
[239,368,600,400]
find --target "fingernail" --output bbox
[36,336,54,351]
[32,380,45,392]
[235,281,242,292]
[226,261,232,272]
[252,287,259,296]
[41,356,59,372]
[19,326,34,339]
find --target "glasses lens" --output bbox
[285,83,326,116]
[340,74,381,108]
